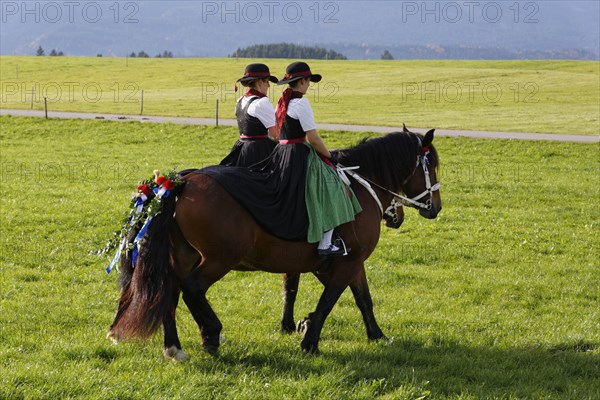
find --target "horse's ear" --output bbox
[403,123,408,133]
[422,129,435,147]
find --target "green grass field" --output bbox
[0,115,598,399]
[1,57,598,135]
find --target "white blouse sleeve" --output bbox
[248,97,276,129]
[290,98,317,132]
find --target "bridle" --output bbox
[399,144,441,210]
[337,144,441,223]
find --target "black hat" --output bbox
[237,63,278,83]
[277,62,322,85]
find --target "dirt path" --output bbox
[1,108,598,143]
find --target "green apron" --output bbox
[304,143,362,243]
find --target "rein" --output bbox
[337,148,440,218]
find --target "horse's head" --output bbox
[336,127,441,222]
[401,126,442,219]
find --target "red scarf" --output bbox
[245,88,266,98]
[276,88,303,128]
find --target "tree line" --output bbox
[127,50,174,58]
[36,46,64,56]
[35,46,174,58]
[231,43,348,60]
[34,44,396,60]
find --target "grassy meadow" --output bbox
[0,115,598,399]
[0,57,599,135]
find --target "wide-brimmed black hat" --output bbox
[237,63,278,83]
[277,62,322,85]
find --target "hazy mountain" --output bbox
[1,1,598,59]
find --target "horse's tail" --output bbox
[107,226,137,337]
[111,187,182,340]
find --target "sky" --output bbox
[0,1,598,58]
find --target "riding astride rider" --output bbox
[220,63,279,167]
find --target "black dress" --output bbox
[219,96,277,167]
[200,114,310,241]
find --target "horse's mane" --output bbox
[337,131,438,190]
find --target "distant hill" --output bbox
[0,1,598,59]
[327,43,600,61]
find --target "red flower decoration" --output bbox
[155,176,166,186]
[163,179,174,190]
[421,146,430,155]
[137,184,151,196]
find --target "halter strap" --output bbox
[337,166,404,224]
[337,149,441,212]
[337,166,383,215]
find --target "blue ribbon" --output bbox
[134,196,145,210]
[153,186,170,198]
[131,216,153,268]
[106,187,167,273]
[106,245,122,274]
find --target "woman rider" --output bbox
[220,63,279,167]
[274,61,361,256]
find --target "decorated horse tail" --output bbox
[110,172,184,340]
[106,222,141,339]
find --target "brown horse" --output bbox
[107,127,441,358]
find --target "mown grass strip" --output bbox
[1,57,598,134]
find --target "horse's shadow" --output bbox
[206,336,599,397]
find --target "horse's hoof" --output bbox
[204,345,219,357]
[106,330,122,345]
[368,332,386,341]
[163,346,190,361]
[281,321,296,334]
[300,341,320,354]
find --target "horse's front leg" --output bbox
[299,276,349,353]
[281,273,300,333]
[349,266,385,341]
[162,285,189,361]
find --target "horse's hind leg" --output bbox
[180,267,225,356]
[349,267,385,341]
[168,223,206,358]
[162,284,190,361]
[281,273,300,333]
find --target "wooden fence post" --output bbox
[140,90,144,115]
